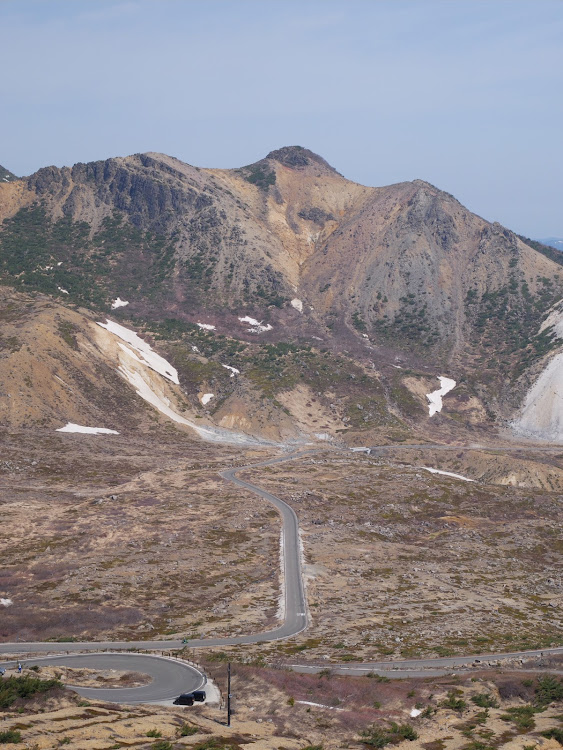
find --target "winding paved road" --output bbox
[0,653,205,704]
[1,448,562,701]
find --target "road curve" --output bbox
[1,448,562,680]
[0,652,206,704]
[0,451,311,655]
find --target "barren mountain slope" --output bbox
[1,146,562,437]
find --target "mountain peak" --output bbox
[265,145,338,174]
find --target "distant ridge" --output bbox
[0,164,17,183]
[537,237,563,252]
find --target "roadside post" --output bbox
[227,662,232,727]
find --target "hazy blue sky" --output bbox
[1,0,561,237]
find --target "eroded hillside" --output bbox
[1,146,563,439]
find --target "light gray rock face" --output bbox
[513,349,563,443]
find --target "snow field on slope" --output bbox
[97,320,179,384]
[420,467,474,482]
[222,364,240,377]
[426,376,456,417]
[117,360,268,446]
[56,423,119,435]
[96,319,275,445]
[238,315,272,333]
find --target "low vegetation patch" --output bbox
[359,721,418,747]
[0,675,63,709]
[470,693,499,709]
[0,730,22,744]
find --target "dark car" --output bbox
[173,690,206,706]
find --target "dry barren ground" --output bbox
[238,448,563,662]
[0,427,281,641]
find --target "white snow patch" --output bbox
[426,376,456,417]
[111,297,129,309]
[222,364,240,377]
[362,333,369,338]
[410,708,422,718]
[312,336,323,341]
[392,364,403,369]
[1,598,13,607]
[57,261,63,266]
[296,700,343,711]
[191,345,200,354]
[57,286,69,294]
[315,433,332,441]
[200,393,214,405]
[420,467,474,482]
[197,323,216,331]
[291,298,303,313]
[351,447,370,454]
[238,315,273,333]
[56,423,119,435]
[97,320,179,384]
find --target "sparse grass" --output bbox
[359,721,418,746]
[500,705,537,731]
[179,723,199,736]
[150,742,173,750]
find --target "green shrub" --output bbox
[535,674,563,708]
[192,740,234,750]
[441,690,466,711]
[146,729,162,737]
[0,674,63,708]
[542,727,563,745]
[0,730,22,744]
[470,693,499,708]
[359,722,418,746]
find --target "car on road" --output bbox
[173,690,206,705]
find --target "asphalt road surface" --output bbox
[0,652,205,704]
[1,448,562,688]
